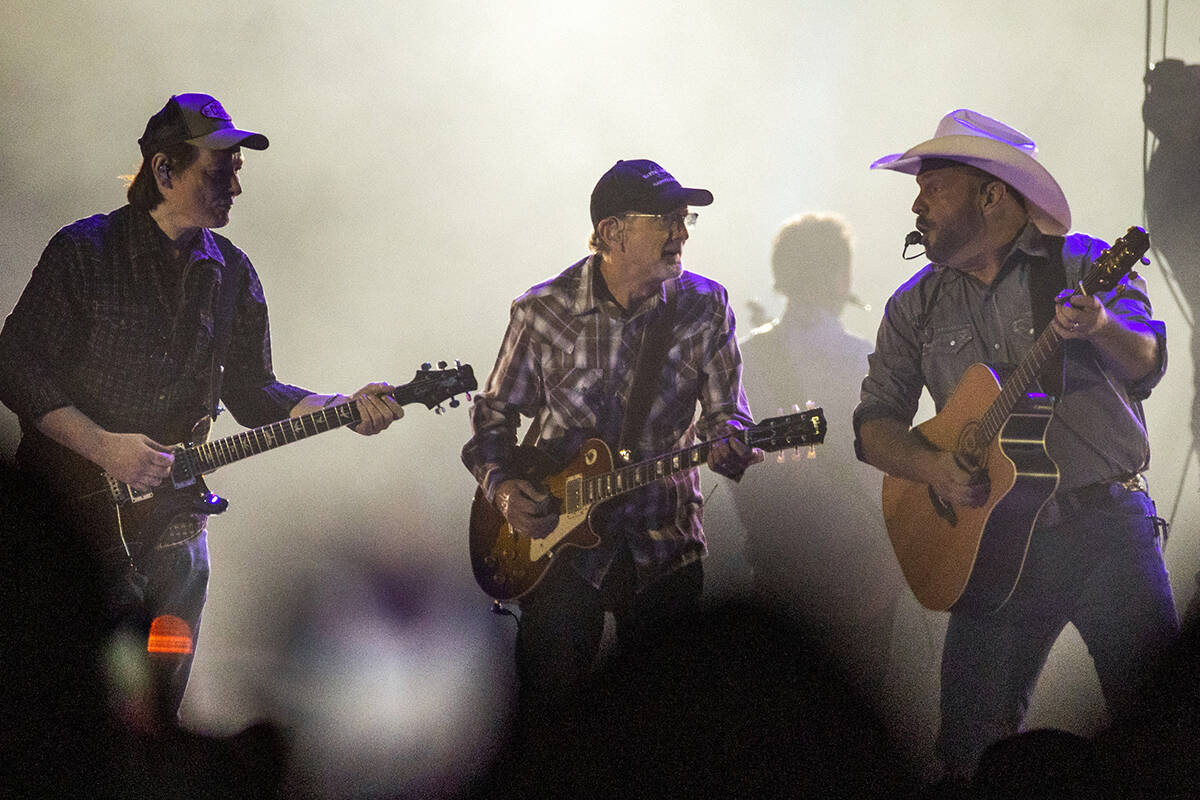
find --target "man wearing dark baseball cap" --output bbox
[0,93,404,722]
[463,158,761,712]
[137,92,270,155]
[588,158,714,226]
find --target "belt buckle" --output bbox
[1117,473,1147,494]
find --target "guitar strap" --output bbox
[616,282,678,459]
[1029,235,1067,399]
[206,257,246,420]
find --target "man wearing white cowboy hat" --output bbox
[853,109,1179,780]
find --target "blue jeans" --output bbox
[125,530,211,717]
[936,487,1179,776]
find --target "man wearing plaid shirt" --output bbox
[0,93,402,719]
[463,159,762,703]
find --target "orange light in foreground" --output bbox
[147,615,194,655]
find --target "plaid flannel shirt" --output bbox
[0,206,310,539]
[462,255,753,589]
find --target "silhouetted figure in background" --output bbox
[732,214,907,703]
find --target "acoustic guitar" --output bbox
[881,227,1150,613]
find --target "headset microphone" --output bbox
[902,230,925,260]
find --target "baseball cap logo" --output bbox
[641,166,673,186]
[200,100,231,121]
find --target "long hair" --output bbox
[125,142,200,211]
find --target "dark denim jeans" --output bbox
[124,530,210,717]
[936,487,1179,776]
[515,547,704,705]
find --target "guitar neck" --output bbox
[176,400,365,480]
[977,325,1063,445]
[973,226,1147,449]
[582,436,731,507]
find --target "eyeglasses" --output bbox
[622,211,698,232]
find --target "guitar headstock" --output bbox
[1081,226,1150,295]
[746,408,827,452]
[394,361,477,411]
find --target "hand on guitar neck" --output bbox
[288,381,405,436]
[707,434,764,477]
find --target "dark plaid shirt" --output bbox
[0,204,310,467]
[462,255,753,589]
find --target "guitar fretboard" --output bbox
[582,439,719,506]
[970,229,1146,452]
[975,327,1063,448]
[173,402,363,481]
[574,414,820,507]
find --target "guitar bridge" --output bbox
[105,473,153,505]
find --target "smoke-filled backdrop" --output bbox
[3,1,1199,795]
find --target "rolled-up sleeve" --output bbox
[0,231,87,422]
[461,300,544,501]
[853,291,928,462]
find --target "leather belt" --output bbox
[1037,473,1147,528]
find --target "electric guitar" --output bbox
[881,227,1150,614]
[37,362,476,552]
[469,408,827,601]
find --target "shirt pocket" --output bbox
[1009,313,1036,349]
[88,299,160,357]
[920,325,976,405]
[545,366,607,431]
[921,324,974,358]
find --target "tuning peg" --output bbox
[421,362,431,371]
[438,360,448,369]
[434,403,445,415]
[449,397,460,408]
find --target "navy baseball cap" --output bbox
[590,159,713,226]
[138,93,269,156]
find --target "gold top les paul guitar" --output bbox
[881,227,1150,614]
[470,408,827,601]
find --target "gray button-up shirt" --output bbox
[854,224,1165,493]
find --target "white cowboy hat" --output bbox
[870,108,1072,236]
